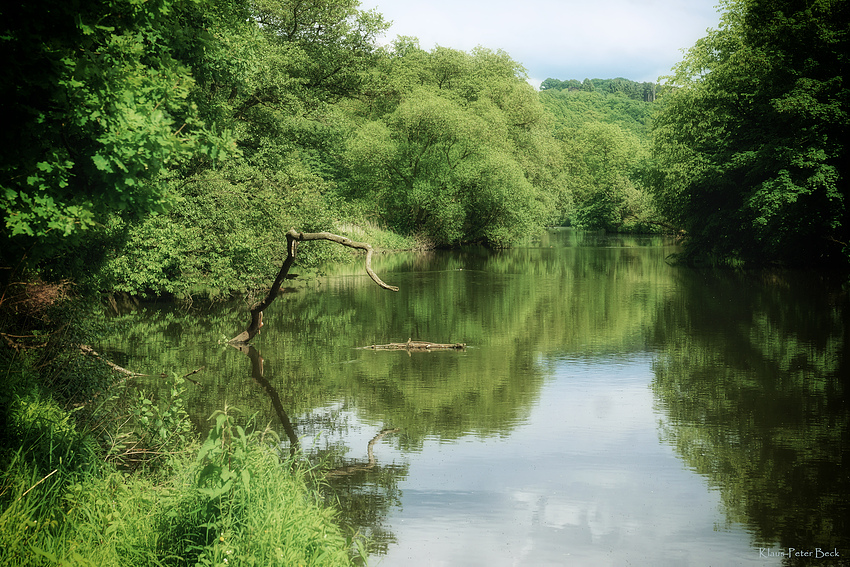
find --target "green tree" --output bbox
[650,0,850,267]
[558,122,651,230]
[540,87,657,230]
[0,0,236,268]
[95,0,390,297]
[341,44,565,247]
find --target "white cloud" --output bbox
[359,0,721,86]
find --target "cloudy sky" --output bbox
[357,0,723,88]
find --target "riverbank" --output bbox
[0,288,367,566]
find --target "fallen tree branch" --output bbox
[1,332,49,352]
[229,229,399,344]
[80,344,147,377]
[364,338,466,351]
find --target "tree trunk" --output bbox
[228,229,398,344]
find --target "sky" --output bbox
[356,0,724,89]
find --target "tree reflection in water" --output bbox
[230,342,408,557]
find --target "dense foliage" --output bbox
[0,0,238,265]
[339,39,567,247]
[540,76,658,102]
[4,0,848,288]
[650,0,850,267]
[539,87,658,230]
[0,384,362,566]
[0,0,575,296]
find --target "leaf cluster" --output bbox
[0,0,238,265]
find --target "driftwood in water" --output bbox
[229,229,398,344]
[365,338,466,351]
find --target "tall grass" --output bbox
[156,407,364,567]
[0,376,366,566]
[335,220,419,251]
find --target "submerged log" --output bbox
[364,338,466,351]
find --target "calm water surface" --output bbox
[102,230,849,566]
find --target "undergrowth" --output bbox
[1,264,366,566]
[0,355,366,566]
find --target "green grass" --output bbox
[335,220,419,251]
[0,373,366,567]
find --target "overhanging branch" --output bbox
[228,229,398,344]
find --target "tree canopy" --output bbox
[6,0,848,297]
[0,0,238,262]
[650,0,850,267]
[339,41,567,248]
[1,1,574,295]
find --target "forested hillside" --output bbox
[540,77,658,102]
[538,78,660,231]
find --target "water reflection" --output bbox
[649,269,850,563]
[98,230,849,565]
[377,358,764,566]
[229,342,299,454]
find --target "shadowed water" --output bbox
[101,229,850,566]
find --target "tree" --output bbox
[650,0,850,267]
[558,122,649,230]
[249,0,387,103]
[539,85,657,230]
[341,44,565,247]
[91,0,391,297]
[0,0,236,268]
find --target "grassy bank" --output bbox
[0,307,365,566]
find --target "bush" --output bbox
[98,160,350,299]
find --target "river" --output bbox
[101,229,849,566]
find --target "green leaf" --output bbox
[92,154,112,173]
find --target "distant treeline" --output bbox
[540,77,657,102]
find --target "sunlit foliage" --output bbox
[540,87,658,230]
[340,40,567,247]
[0,0,238,264]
